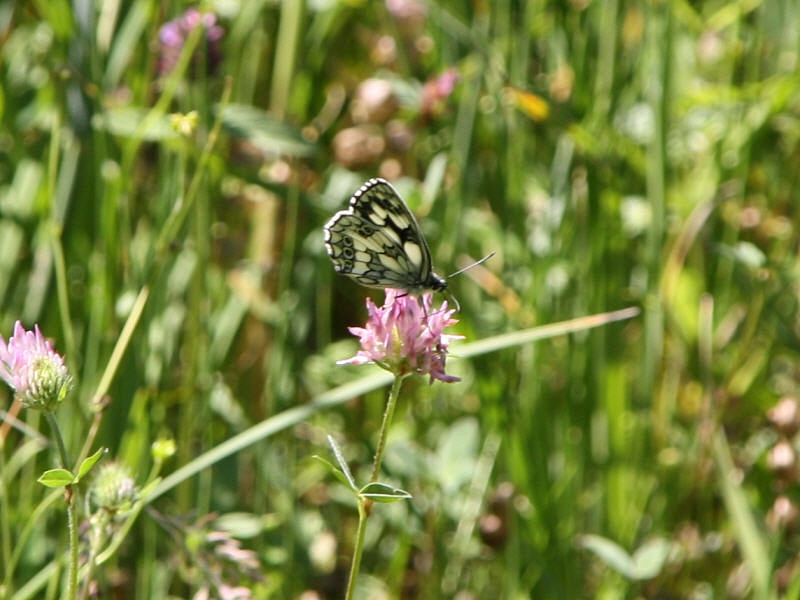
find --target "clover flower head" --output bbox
[0,321,73,412]
[91,461,139,513]
[338,289,464,383]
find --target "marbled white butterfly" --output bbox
[324,178,492,302]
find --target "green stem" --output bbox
[65,494,79,600]
[344,498,368,600]
[345,374,406,600]
[44,412,71,473]
[44,412,78,600]
[0,439,12,594]
[370,375,405,483]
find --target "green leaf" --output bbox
[97,107,178,141]
[713,430,771,597]
[326,435,358,490]
[630,538,672,580]
[578,534,671,581]
[435,417,480,494]
[213,512,266,539]
[312,455,358,492]
[77,447,108,480]
[218,104,315,157]
[359,482,412,503]
[578,535,636,578]
[38,468,75,488]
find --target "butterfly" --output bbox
[324,178,493,304]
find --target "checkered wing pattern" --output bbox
[324,178,447,293]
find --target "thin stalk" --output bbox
[346,374,406,600]
[65,495,79,600]
[89,285,150,408]
[44,412,78,600]
[0,439,11,593]
[344,497,368,600]
[370,375,405,483]
[44,412,71,475]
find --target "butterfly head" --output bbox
[428,272,447,293]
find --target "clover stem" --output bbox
[345,374,406,600]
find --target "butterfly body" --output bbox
[324,178,447,294]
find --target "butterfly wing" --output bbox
[324,212,426,289]
[324,178,446,292]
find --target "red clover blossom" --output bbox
[0,321,73,412]
[339,290,464,383]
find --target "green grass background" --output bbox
[2,0,799,598]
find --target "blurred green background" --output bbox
[2,0,800,598]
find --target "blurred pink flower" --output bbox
[386,0,427,25]
[429,68,458,98]
[218,585,253,600]
[339,290,463,383]
[421,68,459,117]
[158,8,224,75]
[0,321,72,411]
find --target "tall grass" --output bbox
[1,0,799,598]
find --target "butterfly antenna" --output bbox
[446,252,495,279]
